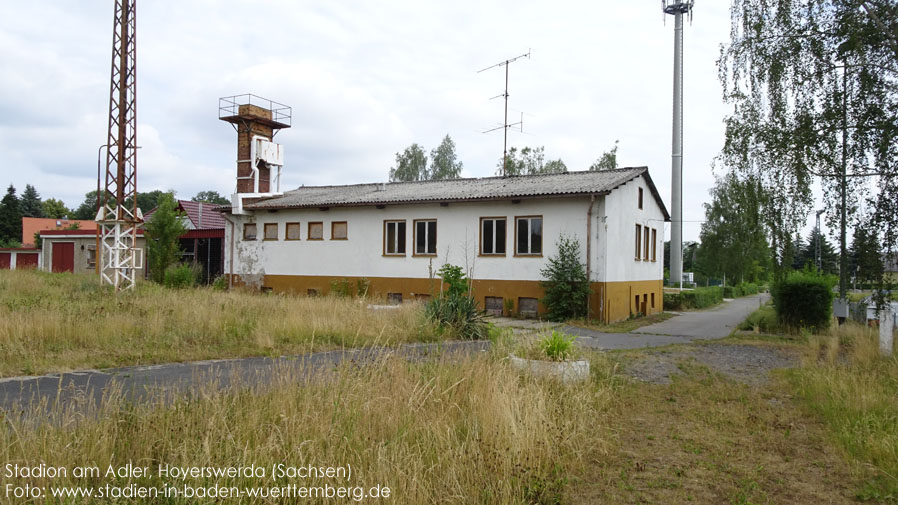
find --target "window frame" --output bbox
[412,219,438,257]
[644,226,650,260]
[243,223,257,241]
[479,216,507,256]
[634,224,642,260]
[285,222,301,241]
[307,221,324,241]
[514,215,544,257]
[263,223,279,241]
[383,220,407,256]
[331,221,348,240]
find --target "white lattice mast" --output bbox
[97,0,143,290]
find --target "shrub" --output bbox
[145,192,187,283]
[211,275,228,291]
[540,331,576,361]
[663,292,684,310]
[772,269,836,332]
[163,263,200,289]
[540,235,591,321]
[663,287,722,310]
[426,264,487,340]
[329,278,354,297]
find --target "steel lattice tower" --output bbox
[98,0,142,290]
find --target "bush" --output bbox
[540,235,591,321]
[211,275,229,291]
[540,331,576,361]
[738,304,779,333]
[663,292,684,310]
[772,269,836,332]
[163,263,200,289]
[663,287,722,310]
[426,264,487,340]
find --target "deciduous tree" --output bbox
[428,135,463,180]
[389,144,428,182]
[589,140,619,171]
[192,191,230,205]
[145,192,187,283]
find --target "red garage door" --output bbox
[0,253,10,270]
[17,253,39,269]
[52,242,74,273]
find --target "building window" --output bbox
[480,217,506,255]
[263,223,278,240]
[651,228,657,262]
[87,247,96,268]
[638,187,644,209]
[515,216,543,256]
[484,296,504,316]
[286,222,301,240]
[331,221,348,240]
[414,219,437,256]
[308,222,324,240]
[644,226,650,260]
[387,293,403,304]
[243,223,257,241]
[651,292,656,309]
[635,224,641,259]
[384,220,406,255]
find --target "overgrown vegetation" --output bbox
[540,235,591,321]
[772,268,836,332]
[788,324,898,501]
[663,286,724,311]
[539,330,577,361]
[1,353,617,504]
[425,264,487,340]
[0,269,434,377]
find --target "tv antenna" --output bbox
[478,50,530,176]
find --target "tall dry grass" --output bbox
[0,270,434,377]
[0,353,616,504]
[790,322,898,501]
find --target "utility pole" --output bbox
[479,51,530,176]
[663,1,694,289]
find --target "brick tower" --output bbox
[219,94,291,195]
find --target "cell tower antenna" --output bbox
[663,1,693,291]
[478,50,530,176]
[97,0,142,291]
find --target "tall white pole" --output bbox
[671,9,684,289]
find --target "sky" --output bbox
[1,1,745,242]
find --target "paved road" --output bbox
[564,293,769,351]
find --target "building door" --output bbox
[17,253,38,269]
[484,297,504,316]
[0,253,10,270]
[52,242,74,273]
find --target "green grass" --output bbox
[0,269,436,377]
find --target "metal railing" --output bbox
[218,94,291,127]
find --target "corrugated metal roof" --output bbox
[246,167,669,219]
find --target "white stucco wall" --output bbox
[223,174,668,287]
[224,197,600,283]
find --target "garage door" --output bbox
[0,253,9,270]
[16,253,39,269]
[52,242,74,273]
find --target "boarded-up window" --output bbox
[481,217,506,255]
[307,288,320,297]
[384,220,406,255]
[414,220,437,255]
[485,296,504,316]
[286,222,301,240]
[264,223,278,240]
[331,221,348,240]
[518,297,539,318]
[387,293,403,304]
[87,247,96,268]
[243,223,257,240]
[308,222,323,240]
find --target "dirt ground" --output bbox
[570,341,869,504]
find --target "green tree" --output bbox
[850,220,883,287]
[41,198,70,219]
[796,227,840,275]
[718,0,898,292]
[73,191,98,220]
[134,190,165,215]
[19,185,44,218]
[0,185,22,244]
[589,140,619,171]
[540,235,591,321]
[695,173,770,284]
[497,146,568,176]
[428,135,463,180]
[145,192,187,283]
[390,143,428,182]
[192,191,230,205]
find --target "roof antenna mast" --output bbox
[478,50,530,176]
[663,1,693,291]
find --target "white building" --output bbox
[222,168,669,322]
